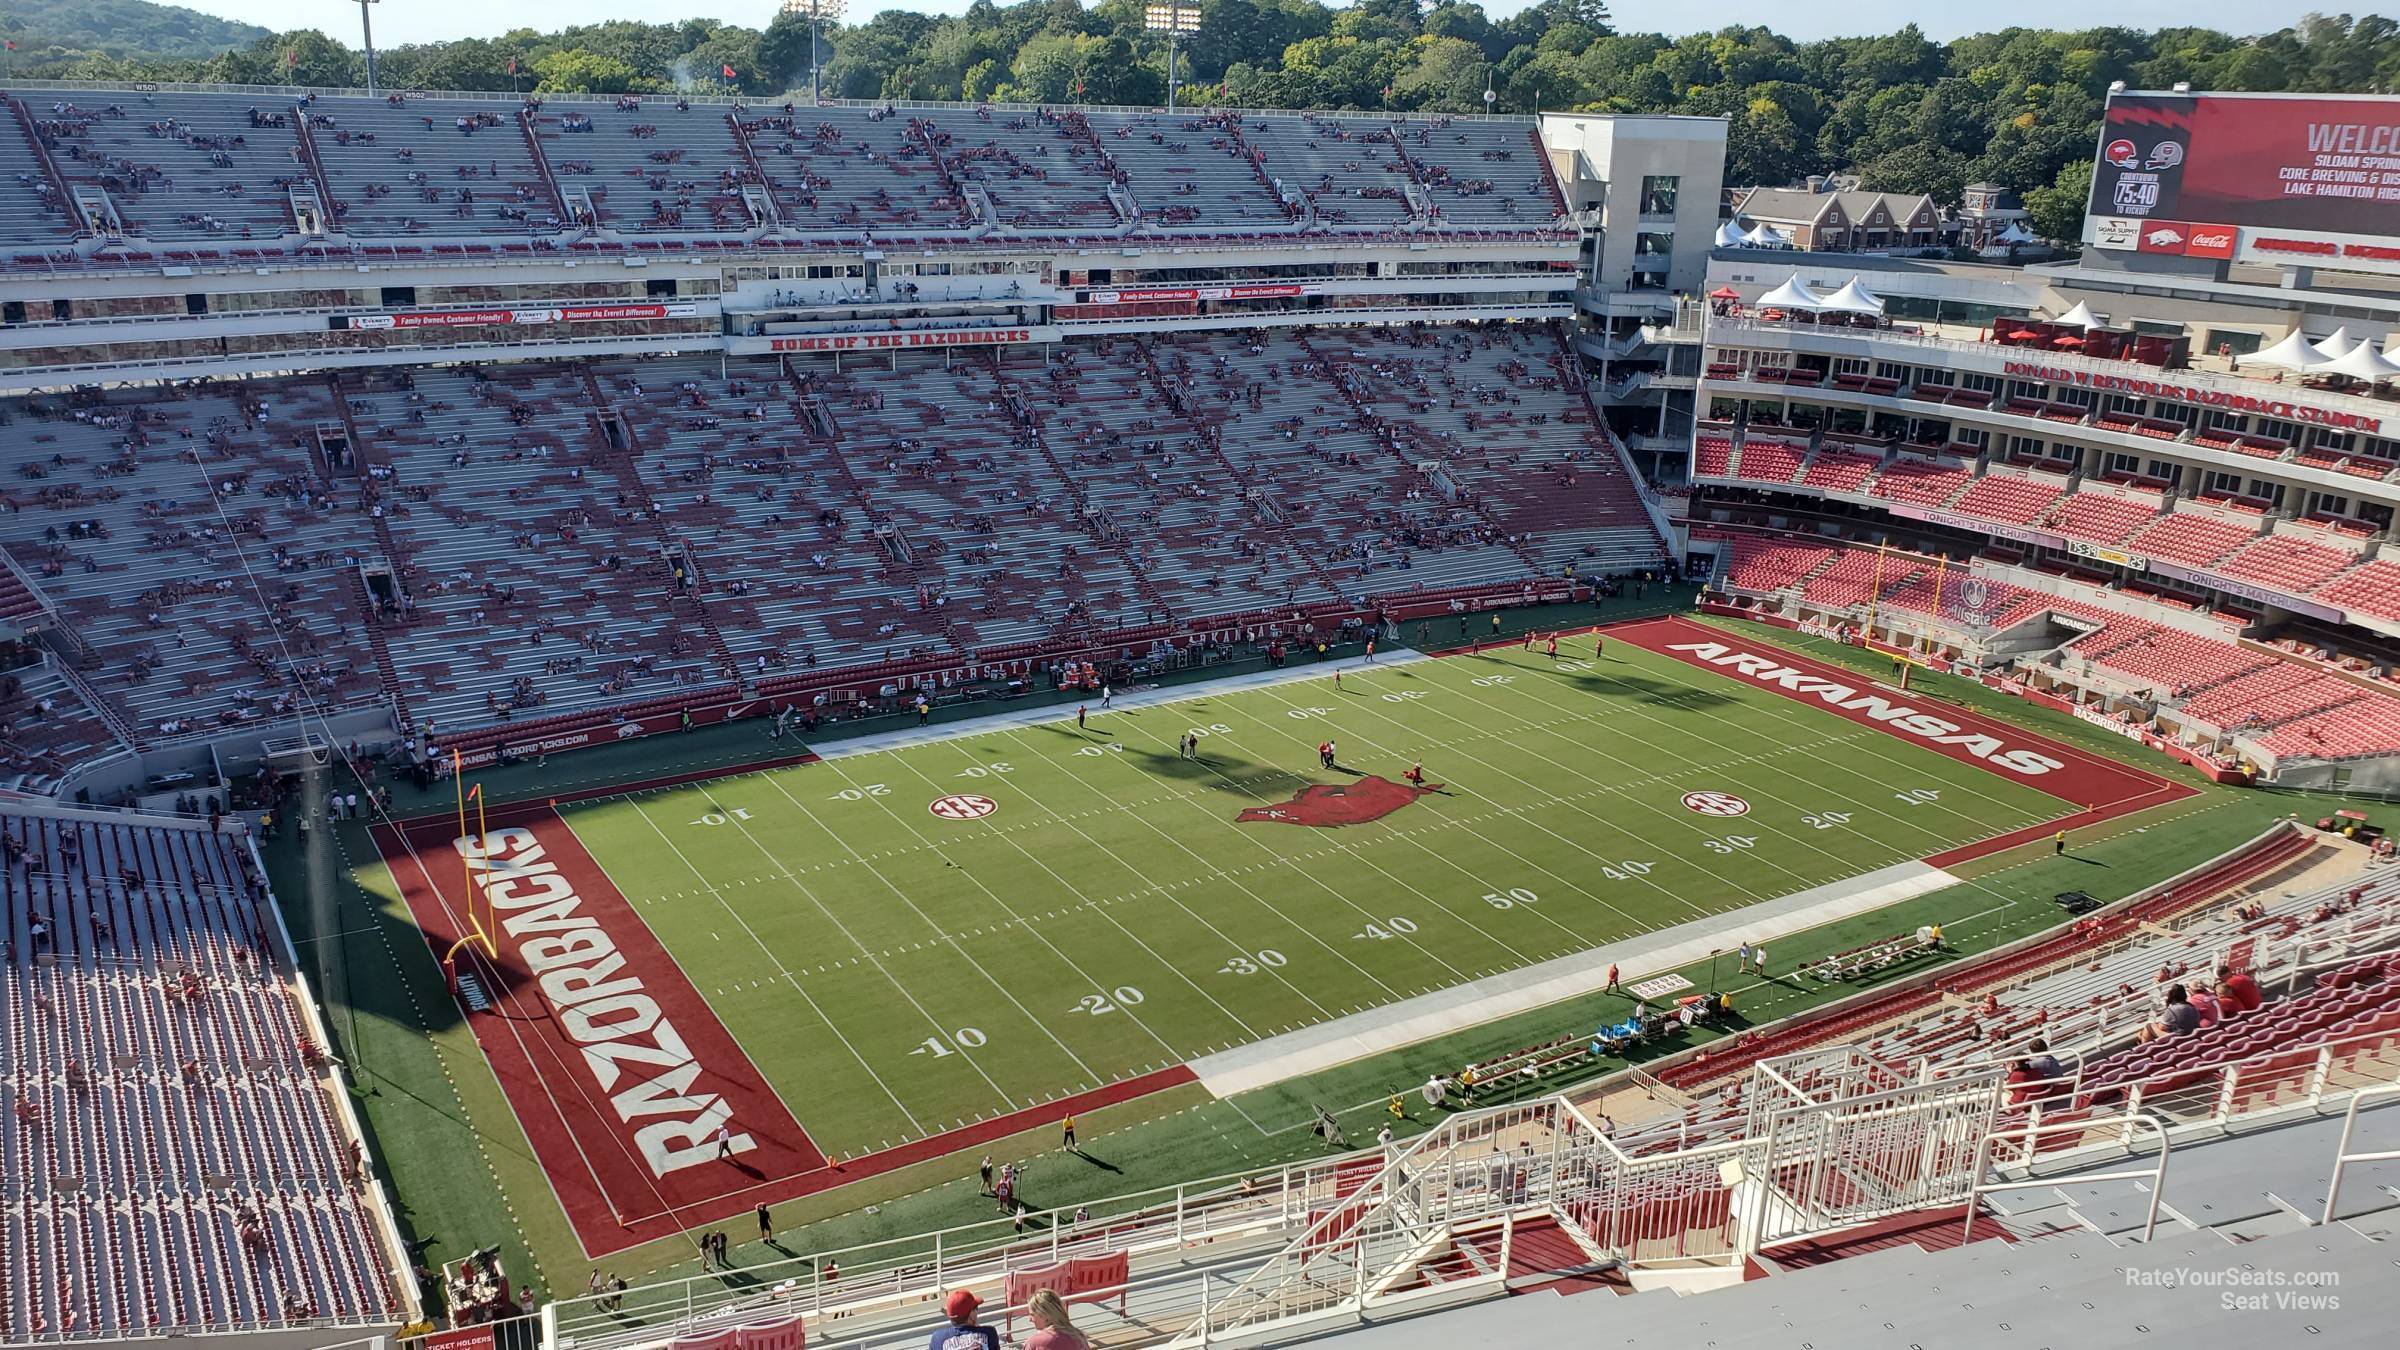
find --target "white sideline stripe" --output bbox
[802,650,1432,762]
[1188,858,1961,1098]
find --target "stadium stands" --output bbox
[1944,469,2064,524]
[0,91,1568,253]
[0,808,399,1341]
[0,322,1659,780]
[1866,455,1972,508]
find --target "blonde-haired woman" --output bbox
[1024,1289,1090,1350]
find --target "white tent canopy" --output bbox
[1755,276,1829,310]
[1820,277,1887,315]
[2054,300,2105,329]
[1742,223,1793,248]
[2245,330,2324,372]
[1994,221,2035,244]
[1715,219,1748,248]
[2311,326,2359,359]
[2317,340,2400,383]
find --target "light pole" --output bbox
[782,0,846,106]
[1144,4,1201,115]
[351,0,380,95]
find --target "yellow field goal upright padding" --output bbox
[442,748,497,977]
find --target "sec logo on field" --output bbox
[929,793,998,820]
[1682,791,1751,817]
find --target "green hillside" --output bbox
[0,0,269,60]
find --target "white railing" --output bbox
[1706,314,2399,425]
[1963,1107,2172,1244]
[2320,1083,2400,1224]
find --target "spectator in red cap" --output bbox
[930,1289,997,1350]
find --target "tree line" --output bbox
[4,1,2395,234]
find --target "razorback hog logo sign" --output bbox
[456,827,755,1177]
[1665,642,2067,777]
[1238,775,1442,826]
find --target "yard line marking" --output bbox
[748,768,1099,1080]
[621,796,926,1133]
[1497,645,2066,869]
[809,750,1196,1059]
[1254,677,1775,915]
[635,795,1022,1116]
[980,726,1367,1016]
[1102,697,1563,967]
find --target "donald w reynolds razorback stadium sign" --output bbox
[2001,360,2382,433]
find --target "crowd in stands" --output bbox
[1713,529,2400,763]
[0,809,399,1340]
[0,323,1661,779]
[1697,428,2400,633]
[0,88,1567,255]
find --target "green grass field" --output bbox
[559,630,2069,1160]
[302,606,2311,1292]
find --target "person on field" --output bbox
[1604,962,1620,993]
[2054,829,2067,856]
[979,1155,994,1193]
[929,1290,999,1350]
[1061,1114,1077,1151]
[1545,634,1558,659]
[1076,705,1086,730]
[1404,761,1425,787]
[756,1203,772,1243]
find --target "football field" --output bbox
[378,616,2185,1255]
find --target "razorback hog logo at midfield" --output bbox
[1238,775,1442,826]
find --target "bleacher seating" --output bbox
[0,810,399,1341]
[2212,531,2360,596]
[1301,326,1661,572]
[22,92,303,241]
[0,380,386,739]
[1866,456,1972,508]
[2042,489,2160,544]
[1945,470,2064,525]
[2123,510,2258,568]
[0,90,1565,253]
[308,97,556,238]
[2318,557,2400,623]
[1798,450,1878,494]
[0,323,1663,783]
[1721,537,1833,593]
[1735,439,1804,484]
[1800,549,1923,610]
[1694,434,1733,479]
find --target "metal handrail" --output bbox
[1961,1107,2172,1244]
[2320,1082,2400,1225]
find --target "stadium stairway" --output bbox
[1126,335,1354,604]
[571,364,740,680]
[1294,1107,2400,1349]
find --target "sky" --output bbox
[177,0,2367,51]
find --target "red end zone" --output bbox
[1607,617,2197,865]
[376,809,1193,1258]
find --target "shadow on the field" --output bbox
[1555,671,1741,710]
